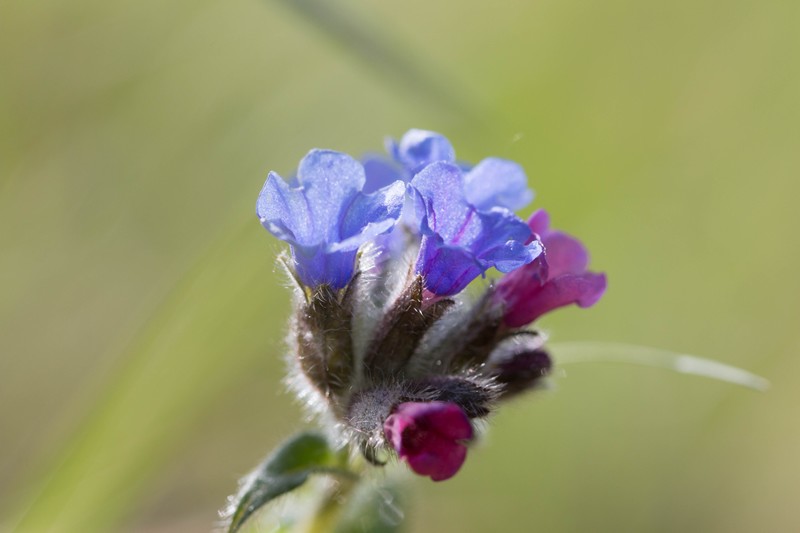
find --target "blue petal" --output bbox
[362,155,405,193]
[464,157,533,212]
[331,181,406,252]
[257,171,315,246]
[297,149,366,244]
[292,246,358,290]
[258,150,367,248]
[416,236,483,296]
[411,162,472,240]
[258,149,405,289]
[470,210,540,272]
[410,162,540,295]
[480,239,543,273]
[388,129,456,173]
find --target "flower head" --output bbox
[383,401,473,482]
[497,209,607,327]
[255,132,605,484]
[257,149,405,289]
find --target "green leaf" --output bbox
[224,432,355,533]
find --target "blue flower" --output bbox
[411,161,543,296]
[365,130,536,268]
[360,129,455,197]
[377,130,534,211]
[257,149,405,289]
[385,129,531,198]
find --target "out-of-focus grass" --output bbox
[1,0,798,531]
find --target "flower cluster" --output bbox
[257,129,606,481]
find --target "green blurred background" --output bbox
[1,0,798,531]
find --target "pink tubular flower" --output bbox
[383,401,474,482]
[497,209,607,328]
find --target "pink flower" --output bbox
[383,401,473,481]
[497,209,607,328]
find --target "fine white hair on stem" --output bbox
[550,341,770,391]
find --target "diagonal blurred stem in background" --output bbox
[271,0,485,126]
[9,218,263,531]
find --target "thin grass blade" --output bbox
[551,341,770,391]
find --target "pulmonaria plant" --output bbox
[252,129,606,488]
[223,130,607,531]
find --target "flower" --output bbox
[254,132,605,485]
[497,209,607,327]
[364,130,537,273]
[257,149,405,289]
[376,129,533,213]
[383,401,473,482]
[412,161,543,296]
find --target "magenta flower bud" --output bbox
[497,209,607,327]
[383,401,474,482]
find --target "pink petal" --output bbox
[526,209,550,236]
[406,435,468,481]
[541,231,589,278]
[503,272,607,327]
[495,253,549,308]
